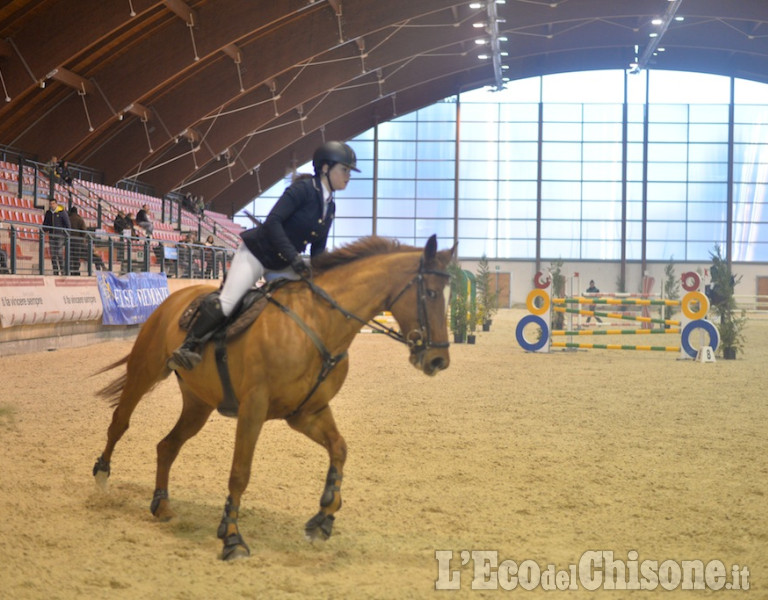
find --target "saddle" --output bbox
[179,278,297,336]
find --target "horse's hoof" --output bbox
[92,456,110,490]
[153,503,176,522]
[150,489,174,521]
[304,512,334,542]
[221,533,250,561]
[93,469,109,490]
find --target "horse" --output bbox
[92,234,455,560]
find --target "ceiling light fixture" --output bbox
[484,0,506,90]
[634,0,682,73]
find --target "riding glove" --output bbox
[291,255,311,278]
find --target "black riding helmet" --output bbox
[312,141,361,174]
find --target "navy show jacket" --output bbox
[241,175,334,270]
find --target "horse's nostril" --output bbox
[430,356,447,371]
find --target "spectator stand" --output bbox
[0,159,236,277]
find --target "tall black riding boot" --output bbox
[167,294,226,371]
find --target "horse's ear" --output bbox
[424,234,437,260]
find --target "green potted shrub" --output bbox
[708,245,746,359]
[475,255,498,331]
[448,261,469,343]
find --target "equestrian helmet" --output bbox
[312,141,360,174]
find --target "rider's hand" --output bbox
[291,255,311,278]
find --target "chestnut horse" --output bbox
[92,235,455,560]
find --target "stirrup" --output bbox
[167,346,202,371]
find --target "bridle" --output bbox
[384,256,451,353]
[267,255,450,419]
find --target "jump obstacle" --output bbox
[515,271,719,359]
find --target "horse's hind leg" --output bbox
[287,406,347,541]
[93,363,169,489]
[151,381,214,521]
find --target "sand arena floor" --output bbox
[0,308,766,599]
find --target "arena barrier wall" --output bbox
[0,274,207,356]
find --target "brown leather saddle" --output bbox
[179,278,295,338]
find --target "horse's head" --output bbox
[388,235,456,376]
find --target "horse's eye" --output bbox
[426,289,439,300]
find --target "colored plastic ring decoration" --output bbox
[681,319,720,358]
[526,289,551,315]
[681,271,701,292]
[515,314,549,352]
[681,291,708,320]
[533,271,551,290]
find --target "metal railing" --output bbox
[0,221,231,279]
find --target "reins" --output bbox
[268,256,450,419]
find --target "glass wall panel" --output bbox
[417,161,456,179]
[378,160,416,179]
[459,199,497,218]
[540,239,579,258]
[501,162,539,179]
[497,238,536,259]
[416,200,454,219]
[417,142,455,160]
[498,122,540,141]
[249,69,766,262]
[499,103,539,121]
[458,219,497,237]
[499,142,538,161]
[416,180,454,199]
[377,199,416,218]
[377,180,416,198]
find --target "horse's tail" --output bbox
[94,355,130,408]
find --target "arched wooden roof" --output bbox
[0,0,766,214]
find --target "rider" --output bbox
[167,140,359,373]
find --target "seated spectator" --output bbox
[113,210,128,235]
[124,212,137,236]
[135,204,154,237]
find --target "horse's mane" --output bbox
[311,236,417,274]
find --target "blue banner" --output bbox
[96,272,170,325]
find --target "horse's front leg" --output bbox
[287,405,347,541]
[217,396,268,561]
